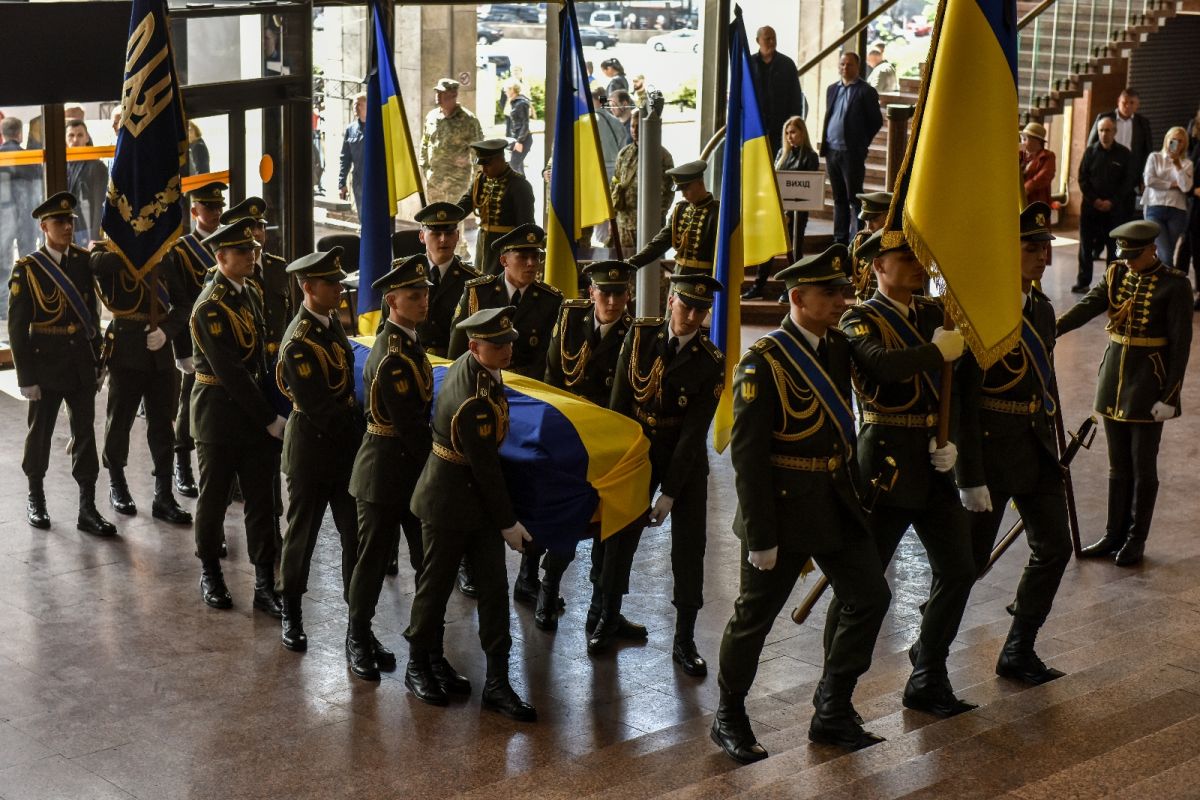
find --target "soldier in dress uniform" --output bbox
[403,306,538,722]
[189,222,286,616]
[627,160,720,276]
[600,274,725,674]
[457,138,535,276]
[8,192,114,536]
[955,203,1072,685]
[848,190,890,299]
[712,246,891,763]
[834,228,978,717]
[167,181,226,498]
[529,260,641,635]
[274,248,366,663]
[414,201,480,358]
[1057,219,1192,566]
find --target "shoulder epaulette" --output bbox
[291,318,311,341]
[68,243,88,255]
[913,294,940,309]
[746,337,776,356]
[465,274,494,288]
[387,333,405,355]
[474,369,493,398]
[207,283,227,303]
[458,261,482,277]
[698,334,725,361]
[826,326,849,340]
[1165,266,1187,279]
[535,280,563,296]
[634,316,664,327]
[562,298,591,309]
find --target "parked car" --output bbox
[646,28,700,53]
[578,25,619,49]
[588,9,622,28]
[480,4,540,24]
[477,23,504,45]
[477,53,512,78]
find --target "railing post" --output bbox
[636,91,665,317]
[885,104,914,191]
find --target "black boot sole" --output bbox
[481,696,537,722]
[28,516,51,530]
[253,597,283,619]
[995,661,1065,685]
[405,675,449,706]
[350,665,381,682]
[77,521,117,537]
[202,594,233,610]
[710,726,768,763]
[281,635,308,652]
[152,506,193,525]
[672,649,708,677]
[901,692,977,717]
[807,724,885,751]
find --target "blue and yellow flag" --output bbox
[100,0,187,279]
[889,0,1022,366]
[545,0,616,298]
[357,0,424,335]
[712,5,789,451]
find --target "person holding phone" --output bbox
[1142,127,1194,268]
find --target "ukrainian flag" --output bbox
[357,0,423,335]
[712,5,789,451]
[889,0,1022,366]
[545,0,616,298]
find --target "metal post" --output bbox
[635,91,665,317]
[884,104,913,191]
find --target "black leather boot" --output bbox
[585,584,603,634]
[371,633,397,672]
[173,450,197,498]
[108,468,137,516]
[1116,480,1158,567]
[430,653,471,696]
[513,551,540,605]
[27,478,50,529]
[404,651,448,705]
[672,608,707,676]
[151,476,193,525]
[1080,477,1133,557]
[996,615,1065,684]
[903,668,977,717]
[456,557,478,598]
[280,596,307,651]
[534,573,563,631]
[252,562,282,618]
[481,655,536,722]
[77,485,116,536]
[346,622,380,681]
[812,676,863,726]
[587,593,648,654]
[200,560,232,609]
[711,691,768,763]
[809,674,885,750]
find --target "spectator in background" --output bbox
[752,26,808,157]
[1074,116,1136,293]
[0,117,38,294]
[820,52,882,244]
[631,74,648,107]
[592,85,631,246]
[865,42,898,94]
[1088,88,1153,197]
[339,92,367,214]
[601,59,629,97]
[1177,105,1200,308]
[1142,126,1194,269]
[64,119,107,246]
[503,79,534,178]
[187,120,210,176]
[610,89,635,139]
[609,108,675,250]
[421,78,484,206]
[586,61,596,87]
[1020,122,1056,206]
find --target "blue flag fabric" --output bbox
[101,0,187,275]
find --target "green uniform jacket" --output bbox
[165,231,216,360]
[349,320,433,504]
[544,299,632,406]
[841,292,974,509]
[446,273,563,379]
[277,306,365,478]
[848,228,877,300]
[419,255,480,358]
[91,247,191,372]
[251,252,294,356]
[189,273,276,445]
[1056,260,1192,422]
[732,317,867,554]
[956,288,1060,495]
[7,245,102,392]
[411,353,516,531]
[609,318,724,497]
[457,167,535,275]
[627,195,719,274]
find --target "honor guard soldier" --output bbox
[190,222,287,616]
[457,138,535,276]
[403,306,537,722]
[274,248,366,660]
[848,190,891,299]
[627,160,720,276]
[712,246,891,763]
[527,260,640,635]
[414,201,481,357]
[8,192,114,536]
[1057,219,1192,566]
[835,228,979,717]
[955,203,1071,685]
[604,274,725,674]
[167,180,226,497]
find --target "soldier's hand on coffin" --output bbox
[501,522,533,552]
[929,437,958,472]
[931,326,964,361]
[648,494,674,526]
[959,485,992,513]
[266,415,287,440]
[748,547,778,571]
[19,385,41,401]
[145,326,167,352]
[1151,401,1176,422]
[175,357,195,375]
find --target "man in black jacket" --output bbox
[1074,118,1136,292]
[820,53,883,245]
[1087,88,1153,195]
[751,26,808,156]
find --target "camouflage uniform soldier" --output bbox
[420,78,485,204]
[610,110,674,249]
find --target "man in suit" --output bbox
[457,139,536,276]
[712,245,891,763]
[339,93,367,214]
[189,222,287,616]
[751,26,808,156]
[820,53,883,245]
[8,192,114,536]
[414,202,481,357]
[1087,88,1153,196]
[403,306,538,722]
[957,203,1072,685]
[1074,119,1137,292]
[628,161,720,276]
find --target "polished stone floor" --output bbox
[1,235,1199,799]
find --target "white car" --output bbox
[647,28,700,53]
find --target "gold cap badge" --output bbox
[608,269,620,279]
[60,199,70,209]
[1035,212,1046,227]
[500,317,512,329]
[695,284,706,295]
[526,232,537,243]
[437,210,447,221]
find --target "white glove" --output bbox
[931,326,964,361]
[648,494,675,526]
[175,357,195,374]
[1150,401,1176,422]
[748,546,778,571]
[959,486,993,513]
[929,437,958,472]
[501,521,533,552]
[145,326,167,352]
[19,385,41,401]
[266,415,287,440]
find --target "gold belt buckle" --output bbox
[827,455,841,471]
[66,323,76,334]
[924,413,935,427]
[646,415,657,427]
[1028,399,1038,413]
[1121,335,1131,345]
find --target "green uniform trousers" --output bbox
[103,366,176,475]
[347,499,425,626]
[194,441,277,565]
[277,473,358,598]
[23,387,99,484]
[174,371,195,453]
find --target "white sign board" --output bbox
[776,170,825,211]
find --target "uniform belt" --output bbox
[111,312,151,324]
[30,322,81,335]
[480,223,515,234]
[432,441,469,465]
[366,422,398,437]
[979,396,1041,415]
[862,410,939,428]
[674,257,713,270]
[635,407,683,429]
[195,372,221,386]
[770,454,843,472]
[1108,332,1167,347]
[293,394,357,413]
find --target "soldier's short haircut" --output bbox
[0,117,22,140]
[65,118,88,132]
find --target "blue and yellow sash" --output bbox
[863,297,941,400]
[179,233,217,273]
[1019,316,1056,415]
[26,251,96,340]
[764,328,857,452]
